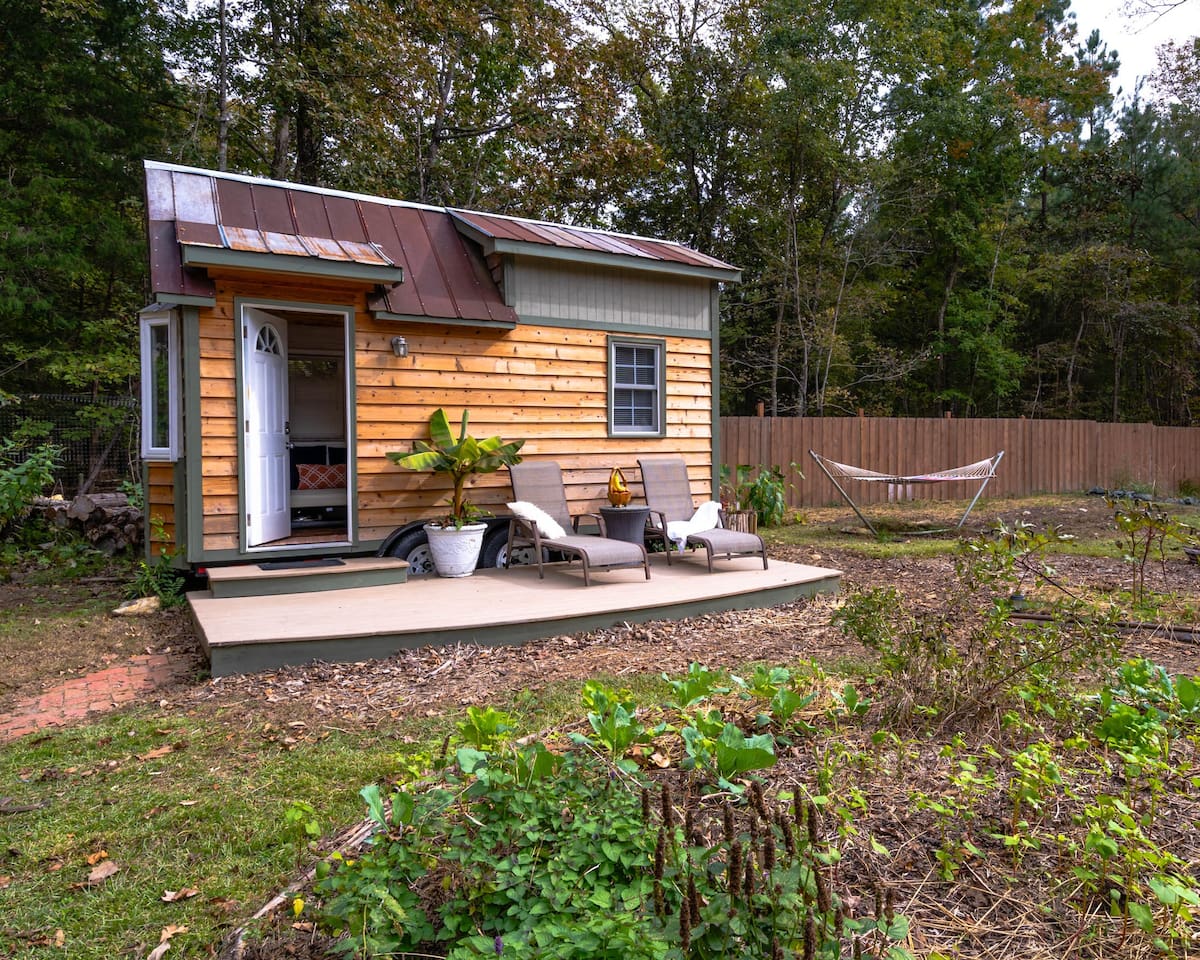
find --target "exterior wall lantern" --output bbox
[390,336,409,358]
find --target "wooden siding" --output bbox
[511,258,711,332]
[146,461,176,557]
[191,269,715,555]
[356,319,713,542]
[721,416,1200,508]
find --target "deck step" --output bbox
[206,556,408,598]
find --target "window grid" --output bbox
[609,340,663,436]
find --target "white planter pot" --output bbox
[424,522,487,578]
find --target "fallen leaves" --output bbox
[146,923,188,960]
[82,859,120,886]
[160,887,200,903]
[137,744,177,762]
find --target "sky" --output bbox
[1068,0,1192,99]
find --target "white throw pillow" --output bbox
[507,501,566,539]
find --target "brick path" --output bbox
[0,653,194,743]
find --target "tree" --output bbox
[0,0,178,399]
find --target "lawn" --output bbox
[2,493,1199,958]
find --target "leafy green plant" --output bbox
[0,439,60,540]
[456,705,516,750]
[719,462,802,527]
[317,739,909,959]
[386,408,524,528]
[665,661,730,709]
[118,477,145,511]
[570,680,650,768]
[1108,497,1188,608]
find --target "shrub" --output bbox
[316,742,909,959]
[0,439,59,540]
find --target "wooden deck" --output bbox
[189,554,841,676]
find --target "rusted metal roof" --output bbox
[144,162,739,321]
[449,210,739,277]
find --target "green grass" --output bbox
[0,673,622,959]
[0,711,410,957]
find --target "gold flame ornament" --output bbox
[607,467,632,506]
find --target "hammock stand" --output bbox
[808,449,1005,537]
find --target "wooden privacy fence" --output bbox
[720,417,1200,509]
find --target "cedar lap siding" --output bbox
[141,161,739,566]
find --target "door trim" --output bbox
[233,297,356,555]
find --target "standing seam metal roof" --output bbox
[145,162,738,321]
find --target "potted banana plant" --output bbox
[387,409,524,577]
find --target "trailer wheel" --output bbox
[479,525,541,568]
[383,528,436,576]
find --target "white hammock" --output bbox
[809,449,1004,535]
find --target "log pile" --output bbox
[31,493,143,555]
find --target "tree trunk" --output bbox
[217,0,229,171]
[934,253,960,413]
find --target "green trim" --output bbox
[451,217,741,283]
[200,574,839,676]
[711,285,721,500]
[192,541,383,567]
[182,307,207,564]
[150,292,217,308]
[344,310,360,547]
[503,257,517,307]
[181,245,404,284]
[171,458,189,568]
[209,565,406,599]
[522,314,712,340]
[234,297,356,554]
[607,335,667,440]
[371,310,516,330]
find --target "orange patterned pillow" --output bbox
[296,463,346,490]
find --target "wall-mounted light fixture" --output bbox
[390,336,409,358]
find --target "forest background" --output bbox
[1,0,1198,435]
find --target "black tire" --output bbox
[479,525,542,568]
[381,528,436,576]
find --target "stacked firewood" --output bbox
[31,493,143,555]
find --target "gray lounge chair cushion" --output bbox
[638,457,768,571]
[507,461,651,586]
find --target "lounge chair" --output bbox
[506,462,651,586]
[638,457,768,572]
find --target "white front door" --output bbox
[244,308,290,546]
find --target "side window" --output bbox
[140,308,180,460]
[609,337,665,437]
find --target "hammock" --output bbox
[808,449,1004,536]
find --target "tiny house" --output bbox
[139,161,740,570]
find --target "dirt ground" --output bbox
[4,493,1200,725]
[7,493,1200,959]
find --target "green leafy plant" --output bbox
[570,680,650,768]
[0,439,60,540]
[126,557,187,607]
[665,662,730,709]
[386,408,524,528]
[317,739,909,959]
[1108,497,1188,608]
[118,477,145,511]
[457,705,516,751]
[719,462,802,527]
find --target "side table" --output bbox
[599,505,650,544]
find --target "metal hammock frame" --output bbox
[808,449,1005,537]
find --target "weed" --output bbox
[570,679,652,769]
[0,439,59,540]
[317,741,910,959]
[1108,497,1189,607]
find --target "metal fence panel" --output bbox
[0,395,139,496]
